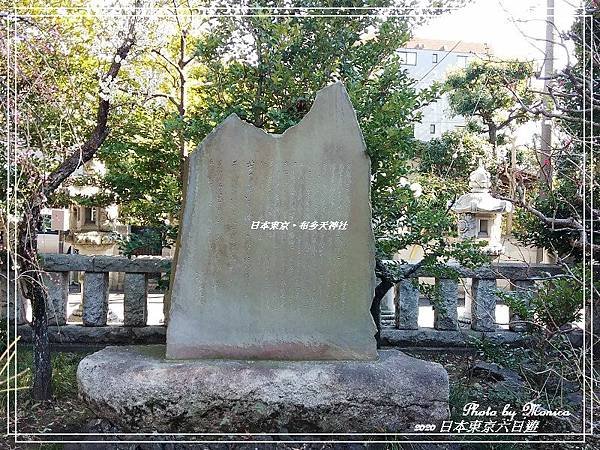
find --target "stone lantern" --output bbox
[452,164,513,256]
[451,164,512,321]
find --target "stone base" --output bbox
[77,346,449,433]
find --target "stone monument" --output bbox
[166,82,377,360]
[77,83,449,434]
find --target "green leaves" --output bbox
[416,130,487,178]
[444,59,537,146]
[98,106,182,227]
[14,0,490,271]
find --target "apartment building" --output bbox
[399,38,488,141]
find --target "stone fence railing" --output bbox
[378,262,573,348]
[39,253,171,327]
[14,254,576,348]
[17,254,171,344]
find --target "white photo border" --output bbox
[4,3,594,445]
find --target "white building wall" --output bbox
[37,234,60,254]
[398,45,481,141]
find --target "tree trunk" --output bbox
[371,278,394,349]
[177,33,187,187]
[488,123,497,148]
[17,203,52,400]
[10,9,138,401]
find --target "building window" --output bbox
[430,124,436,134]
[84,207,97,225]
[432,53,438,63]
[398,51,417,66]
[457,55,469,68]
[478,219,489,238]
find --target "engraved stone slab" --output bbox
[166,83,377,360]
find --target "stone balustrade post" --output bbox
[380,282,395,315]
[82,272,109,326]
[460,278,473,322]
[1,269,28,326]
[509,279,535,332]
[434,278,459,331]
[124,273,148,327]
[43,272,69,325]
[471,278,497,332]
[395,279,419,330]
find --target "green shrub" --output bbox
[502,266,585,334]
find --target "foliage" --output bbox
[444,59,538,148]
[1,346,88,415]
[512,199,582,260]
[415,129,488,178]
[98,107,182,227]
[510,5,600,260]
[118,229,162,258]
[502,268,586,334]
[532,276,583,332]
[0,1,98,213]
[18,351,83,400]
[440,9,597,262]
[2,0,143,400]
[477,270,591,427]
[91,0,486,268]
[470,337,529,372]
[117,224,177,257]
[469,334,584,437]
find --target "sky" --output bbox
[415,0,581,69]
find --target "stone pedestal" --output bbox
[78,346,449,433]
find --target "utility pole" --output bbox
[537,0,554,263]
[539,0,554,193]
